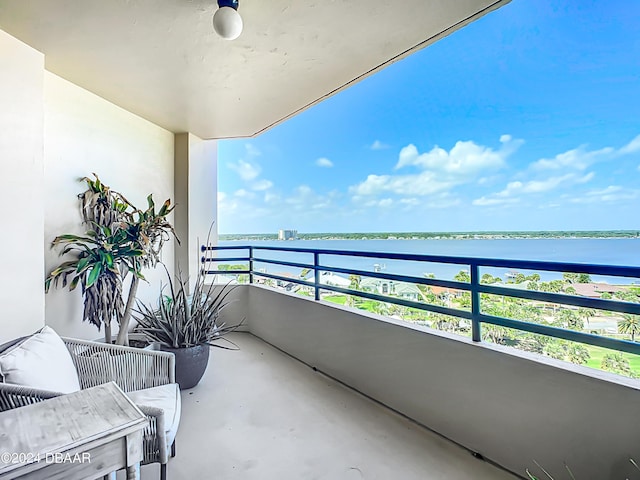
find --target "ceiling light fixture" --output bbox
[213,0,243,41]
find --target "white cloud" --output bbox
[576,172,595,183]
[363,198,393,208]
[315,157,333,168]
[472,196,520,206]
[400,198,420,207]
[217,192,227,202]
[473,173,594,207]
[569,185,640,204]
[229,159,261,181]
[620,135,640,155]
[350,171,453,197]
[478,176,493,185]
[394,135,522,177]
[245,143,261,157]
[295,185,313,196]
[234,189,255,199]
[264,192,280,204]
[503,175,572,195]
[227,143,263,182]
[252,179,273,191]
[531,135,640,170]
[286,185,320,208]
[370,140,390,150]
[530,146,613,171]
[585,185,622,196]
[530,135,640,173]
[350,135,521,199]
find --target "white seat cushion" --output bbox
[127,383,181,446]
[0,326,80,394]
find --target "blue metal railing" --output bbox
[201,244,640,356]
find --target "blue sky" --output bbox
[217,0,640,234]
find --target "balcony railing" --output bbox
[201,244,640,357]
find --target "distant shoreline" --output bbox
[219,230,640,242]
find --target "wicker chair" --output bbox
[0,337,180,480]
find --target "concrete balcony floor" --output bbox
[138,332,516,480]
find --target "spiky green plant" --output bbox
[133,263,243,349]
[526,458,640,479]
[526,461,576,480]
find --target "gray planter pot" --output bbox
[160,344,210,390]
[93,333,160,351]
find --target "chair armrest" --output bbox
[136,404,170,464]
[0,382,62,412]
[62,338,175,392]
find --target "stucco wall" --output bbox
[174,133,218,289]
[246,285,640,479]
[0,30,45,343]
[43,72,175,340]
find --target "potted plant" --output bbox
[46,174,177,345]
[133,264,243,389]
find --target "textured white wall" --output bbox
[0,30,45,343]
[174,133,218,290]
[245,285,640,479]
[43,72,175,340]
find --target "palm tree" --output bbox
[578,308,597,328]
[577,273,592,283]
[454,270,470,283]
[567,344,590,365]
[349,274,361,290]
[558,309,583,331]
[601,353,633,377]
[618,314,640,342]
[481,322,514,345]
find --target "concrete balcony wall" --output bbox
[0,30,45,343]
[242,284,640,479]
[174,133,218,292]
[0,28,180,343]
[43,72,175,340]
[214,283,250,334]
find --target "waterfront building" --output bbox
[278,229,298,240]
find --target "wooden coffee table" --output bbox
[0,382,147,480]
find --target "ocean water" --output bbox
[217,238,640,283]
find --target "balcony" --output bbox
[148,332,514,480]
[188,245,640,479]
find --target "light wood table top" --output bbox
[0,382,147,480]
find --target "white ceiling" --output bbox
[0,0,509,139]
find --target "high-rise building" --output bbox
[278,229,298,240]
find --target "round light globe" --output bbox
[213,6,243,40]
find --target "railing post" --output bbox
[248,246,254,284]
[470,263,481,342]
[314,252,320,301]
